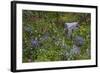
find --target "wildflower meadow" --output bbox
[22,10,91,63]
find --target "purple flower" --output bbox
[70,45,80,55]
[31,39,39,47]
[74,36,84,46]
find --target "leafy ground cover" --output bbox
[22,10,91,63]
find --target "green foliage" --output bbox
[22,10,91,63]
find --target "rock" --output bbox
[64,22,79,38]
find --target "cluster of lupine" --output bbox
[31,39,39,48]
[62,23,85,59]
[25,23,85,61]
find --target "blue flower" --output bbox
[31,39,39,47]
[70,45,80,55]
[74,36,84,46]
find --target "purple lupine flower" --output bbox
[70,45,80,55]
[74,36,84,46]
[31,39,39,47]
